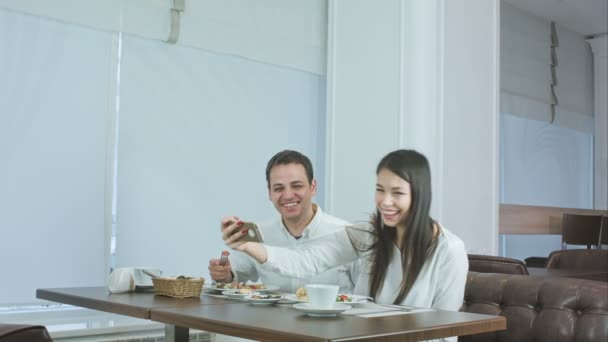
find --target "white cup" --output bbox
[305,284,339,309]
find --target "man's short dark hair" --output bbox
[265,150,314,187]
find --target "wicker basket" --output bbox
[152,277,205,298]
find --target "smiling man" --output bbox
[208,150,357,294]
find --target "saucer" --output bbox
[292,303,351,317]
[222,290,258,299]
[285,294,371,305]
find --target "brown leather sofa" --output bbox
[0,323,52,342]
[460,272,608,342]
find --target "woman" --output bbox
[222,149,467,313]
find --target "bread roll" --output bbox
[295,287,308,301]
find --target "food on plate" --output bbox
[336,294,353,302]
[250,294,282,300]
[238,288,252,294]
[295,287,308,301]
[216,282,266,290]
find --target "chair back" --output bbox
[468,254,529,275]
[0,323,53,342]
[561,213,603,249]
[601,216,608,247]
[546,249,608,272]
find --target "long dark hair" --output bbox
[353,149,438,304]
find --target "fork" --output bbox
[219,250,230,266]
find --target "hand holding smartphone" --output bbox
[233,221,264,243]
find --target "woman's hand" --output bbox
[221,216,247,250]
[220,216,268,263]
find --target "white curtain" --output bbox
[500,114,593,208]
[114,34,325,278]
[500,2,594,133]
[0,10,114,305]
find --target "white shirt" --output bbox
[229,205,357,293]
[262,224,468,310]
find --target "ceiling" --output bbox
[503,0,608,37]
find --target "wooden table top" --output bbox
[36,287,239,319]
[150,302,506,342]
[37,287,506,341]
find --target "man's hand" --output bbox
[208,258,233,282]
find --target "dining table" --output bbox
[36,286,506,342]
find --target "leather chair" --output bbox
[546,249,608,272]
[600,216,608,247]
[562,213,603,249]
[468,254,529,275]
[460,272,608,342]
[0,323,52,342]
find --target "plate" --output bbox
[221,290,252,299]
[284,294,370,305]
[292,303,351,317]
[243,294,284,304]
[204,283,280,293]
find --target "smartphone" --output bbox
[233,222,264,243]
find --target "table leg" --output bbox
[165,324,189,342]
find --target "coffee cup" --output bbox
[305,284,339,309]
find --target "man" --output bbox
[208,150,356,294]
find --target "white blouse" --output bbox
[261,225,468,341]
[261,224,468,311]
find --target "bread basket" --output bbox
[152,276,205,298]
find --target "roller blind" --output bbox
[114,34,325,278]
[500,2,593,133]
[0,9,114,305]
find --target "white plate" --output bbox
[204,284,280,293]
[284,294,370,305]
[221,290,255,299]
[292,303,351,317]
[243,294,284,304]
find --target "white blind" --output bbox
[0,10,113,305]
[500,113,593,208]
[500,2,593,133]
[114,34,325,278]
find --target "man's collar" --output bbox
[282,204,321,239]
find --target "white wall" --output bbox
[324,0,401,222]
[441,0,500,255]
[325,0,500,255]
[587,36,608,210]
